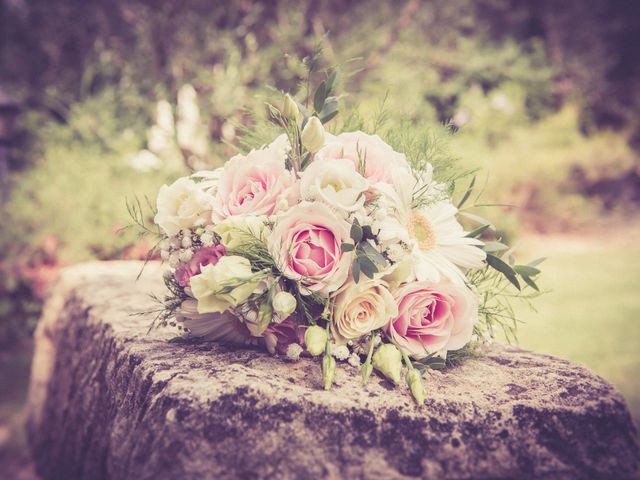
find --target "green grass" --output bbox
[513,237,640,426]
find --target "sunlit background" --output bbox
[1,1,639,477]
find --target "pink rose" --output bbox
[212,146,296,221]
[385,281,478,358]
[315,131,410,184]
[175,244,225,287]
[268,203,353,296]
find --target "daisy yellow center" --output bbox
[408,211,436,251]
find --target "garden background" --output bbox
[1,1,639,477]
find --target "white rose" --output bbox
[299,159,369,215]
[190,256,261,314]
[331,279,398,344]
[213,215,270,250]
[154,177,213,237]
[272,291,297,317]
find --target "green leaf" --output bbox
[320,110,338,124]
[457,175,476,209]
[486,253,521,290]
[466,224,491,238]
[319,97,338,124]
[357,255,378,279]
[513,265,541,277]
[352,261,361,283]
[359,241,386,267]
[458,211,494,228]
[341,243,355,252]
[521,275,540,291]
[350,221,363,243]
[325,70,338,94]
[482,241,509,253]
[313,81,327,114]
[528,257,546,267]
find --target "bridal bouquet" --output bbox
[140,69,542,405]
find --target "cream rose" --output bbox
[331,279,398,344]
[154,177,213,236]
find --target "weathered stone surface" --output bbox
[27,261,640,480]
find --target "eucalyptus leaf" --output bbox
[457,175,476,209]
[313,81,327,113]
[357,255,378,279]
[341,243,355,252]
[325,70,338,94]
[359,241,386,266]
[350,222,363,243]
[320,110,338,124]
[528,257,546,267]
[482,241,509,253]
[486,253,521,290]
[352,261,361,283]
[514,265,541,277]
[466,224,491,238]
[522,275,540,291]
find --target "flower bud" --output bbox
[304,325,328,356]
[322,355,336,390]
[372,343,402,385]
[406,368,426,406]
[272,291,297,317]
[257,302,273,332]
[361,361,373,385]
[283,94,300,122]
[301,116,325,153]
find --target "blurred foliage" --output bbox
[0,0,639,343]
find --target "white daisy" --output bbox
[407,201,486,285]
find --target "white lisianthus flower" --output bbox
[190,256,262,314]
[213,215,270,250]
[177,299,253,344]
[330,279,398,345]
[298,159,369,215]
[178,248,194,262]
[154,177,213,237]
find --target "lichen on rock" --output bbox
[26,261,640,479]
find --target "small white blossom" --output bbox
[348,353,361,368]
[286,343,303,361]
[160,249,170,261]
[168,252,180,269]
[159,238,171,251]
[181,235,193,248]
[170,237,182,250]
[332,344,350,361]
[276,196,289,212]
[200,232,215,247]
[178,249,194,262]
